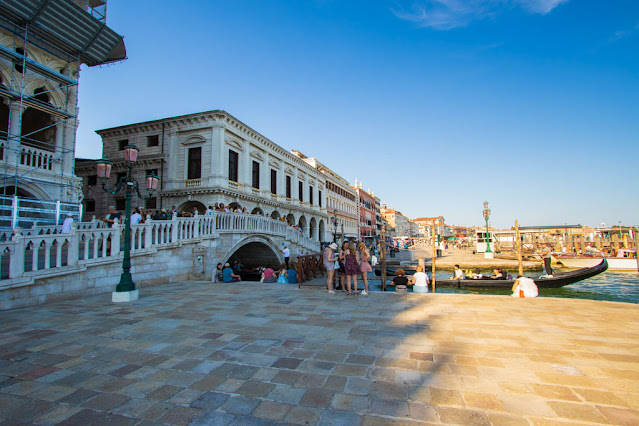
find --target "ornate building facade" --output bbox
[291,151,358,242]
[78,110,329,241]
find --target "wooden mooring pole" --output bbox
[515,220,524,277]
[431,225,436,293]
[381,226,387,291]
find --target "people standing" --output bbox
[541,244,553,276]
[100,206,121,227]
[324,243,338,294]
[344,242,360,295]
[282,245,290,269]
[358,242,372,295]
[130,208,142,225]
[338,241,349,291]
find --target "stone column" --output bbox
[262,151,270,195]
[293,168,299,203]
[166,127,179,190]
[242,140,251,190]
[211,122,225,187]
[6,101,22,166]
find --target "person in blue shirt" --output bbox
[222,263,241,282]
[286,266,298,284]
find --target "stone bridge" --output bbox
[0,212,321,309]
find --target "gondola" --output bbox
[373,258,608,289]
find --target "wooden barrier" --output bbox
[296,253,325,288]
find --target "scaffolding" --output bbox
[0,0,126,227]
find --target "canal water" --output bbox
[373,270,639,304]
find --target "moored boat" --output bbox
[374,259,608,289]
[552,250,638,272]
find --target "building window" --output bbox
[286,175,291,198]
[309,185,313,205]
[252,161,260,189]
[187,147,201,179]
[85,199,95,212]
[116,198,126,211]
[270,169,277,195]
[118,139,128,150]
[145,197,157,210]
[147,135,159,147]
[298,181,303,202]
[319,190,322,208]
[87,175,97,186]
[228,150,239,182]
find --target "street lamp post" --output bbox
[96,144,159,302]
[482,201,493,259]
[332,209,338,243]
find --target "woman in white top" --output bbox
[410,264,430,293]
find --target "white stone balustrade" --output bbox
[0,212,320,283]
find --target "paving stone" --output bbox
[437,406,490,426]
[323,375,347,392]
[57,408,136,426]
[345,377,373,395]
[33,404,83,425]
[271,369,302,385]
[81,392,131,412]
[59,389,100,405]
[318,408,363,425]
[6,398,56,423]
[189,375,226,391]
[330,392,371,411]
[236,381,275,398]
[294,373,328,389]
[370,398,410,417]
[462,391,503,410]
[266,385,306,404]
[547,401,608,423]
[189,410,235,426]
[220,395,261,416]
[252,400,292,421]
[596,405,639,425]
[271,357,303,370]
[371,381,410,400]
[408,401,439,422]
[299,388,334,408]
[158,405,202,425]
[190,391,230,410]
[283,405,322,425]
[332,363,368,377]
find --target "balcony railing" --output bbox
[185,179,202,188]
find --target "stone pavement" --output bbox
[1,282,639,425]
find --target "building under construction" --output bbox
[0,0,126,227]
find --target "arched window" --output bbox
[21,87,56,152]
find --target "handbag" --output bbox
[334,260,340,269]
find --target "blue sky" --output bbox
[76,0,639,229]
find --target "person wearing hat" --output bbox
[222,262,241,282]
[100,206,121,228]
[324,242,339,294]
[61,213,74,234]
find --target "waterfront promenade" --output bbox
[1,283,638,425]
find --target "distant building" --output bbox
[381,206,413,237]
[77,110,329,241]
[352,179,376,241]
[291,151,358,242]
[413,216,446,240]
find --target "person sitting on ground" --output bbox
[222,263,241,282]
[286,264,298,284]
[262,266,277,283]
[453,264,465,280]
[410,264,430,293]
[390,268,409,289]
[511,276,538,298]
[213,262,223,283]
[277,264,289,283]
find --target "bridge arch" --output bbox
[286,213,295,226]
[219,234,284,271]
